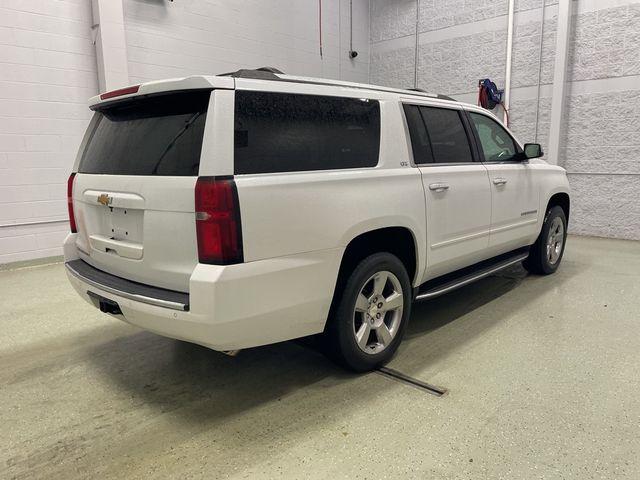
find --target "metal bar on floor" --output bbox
[375,366,447,397]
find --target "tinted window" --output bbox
[403,104,433,164]
[79,91,210,176]
[420,107,473,163]
[234,91,380,174]
[469,112,518,162]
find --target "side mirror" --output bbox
[523,143,543,159]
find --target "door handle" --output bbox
[493,178,508,186]
[429,183,449,192]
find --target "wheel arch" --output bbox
[334,226,419,300]
[546,191,570,223]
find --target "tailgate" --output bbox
[71,90,212,292]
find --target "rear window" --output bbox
[78,90,210,176]
[234,91,380,174]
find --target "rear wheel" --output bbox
[523,206,567,275]
[324,253,411,372]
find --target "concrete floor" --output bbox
[1,235,639,480]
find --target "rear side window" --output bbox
[419,107,473,163]
[79,90,210,176]
[234,91,380,174]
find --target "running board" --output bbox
[415,248,530,302]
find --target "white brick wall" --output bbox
[0,0,371,264]
[370,0,640,241]
[123,0,370,85]
[562,2,640,240]
[0,0,98,264]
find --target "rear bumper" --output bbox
[66,259,189,311]
[64,233,342,351]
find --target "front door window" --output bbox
[469,113,517,162]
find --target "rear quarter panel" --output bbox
[236,167,425,262]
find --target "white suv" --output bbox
[64,68,570,371]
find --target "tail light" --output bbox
[195,177,243,265]
[67,173,77,233]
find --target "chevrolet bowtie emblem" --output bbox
[97,193,112,206]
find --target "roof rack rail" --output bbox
[219,66,284,80]
[406,88,457,102]
[215,69,459,103]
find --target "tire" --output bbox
[324,253,412,372]
[523,206,567,275]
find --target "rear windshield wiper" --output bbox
[150,112,202,175]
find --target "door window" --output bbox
[403,104,433,164]
[402,105,473,164]
[469,112,518,162]
[420,107,473,164]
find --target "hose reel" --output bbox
[478,79,510,127]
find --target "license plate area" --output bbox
[106,207,143,243]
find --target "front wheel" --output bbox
[523,206,567,275]
[324,253,411,372]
